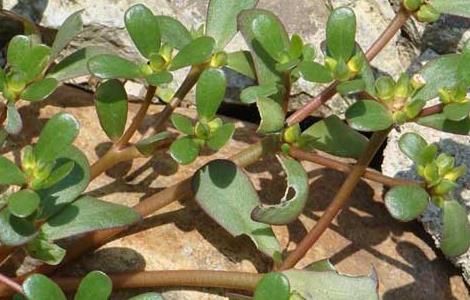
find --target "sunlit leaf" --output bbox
[0,209,37,246]
[326,7,356,61]
[384,185,429,222]
[145,71,173,86]
[253,273,290,300]
[298,61,333,83]
[257,97,284,134]
[155,15,192,50]
[20,78,58,102]
[74,271,112,300]
[226,51,256,80]
[337,79,366,96]
[207,123,235,150]
[443,102,470,122]
[36,160,75,190]
[196,68,227,121]
[88,54,143,79]
[171,113,194,135]
[429,0,470,18]
[345,100,393,131]
[441,200,470,257]
[135,131,172,156]
[168,36,215,71]
[25,234,66,265]
[240,83,278,104]
[398,132,428,163]
[125,4,160,58]
[23,274,66,300]
[50,10,84,61]
[418,114,470,135]
[128,293,165,300]
[0,155,26,185]
[170,136,200,165]
[7,189,40,218]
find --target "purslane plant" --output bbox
[0,0,470,298]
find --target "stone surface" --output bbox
[382,122,470,287]
[1,86,468,299]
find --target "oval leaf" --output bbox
[418,114,470,135]
[257,97,284,134]
[196,68,227,121]
[155,15,192,50]
[125,4,161,58]
[136,131,172,156]
[398,132,428,162]
[170,136,200,165]
[326,7,356,60]
[441,200,470,257]
[5,102,23,135]
[88,54,143,79]
[0,156,26,185]
[253,273,290,300]
[207,123,235,150]
[430,0,470,18]
[169,36,215,71]
[50,10,84,61]
[26,234,66,265]
[8,189,40,218]
[145,71,173,86]
[240,83,278,104]
[299,61,333,83]
[384,185,429,222]
[21,78,58,102]
[345,100,393,131]
[74,271,112,300]
[129,293,165,300]
[23,274,66,300]
[226,51,256,80]
[171,113,194,135]
[0,209,37,246]
[443,102,470,122]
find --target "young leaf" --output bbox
[50,10,84,61]
[155,15,192,50]
[196,68,227,121]
[257,98,284,134]
[42,196,141,241]
[0,156,26,185]
[192,159,282,259]
[429,0,470,18]
[398,132,428,163]
[441,200,470,257]
[88,54,143,79]
[171,113,194,135]
[207,123,235,150]
[0,209,37,246]
[128,293,165,300]
[7,189,40,218]
[135,132,172,156]
[23,274,66,300]
[253,273,290,300]
[169,136,200,165]
[95,79,128,142]
[206,0,257,50]
[240,83,278,104]
[145,71,173,86]
[20,78,58,102]
[326,7,356,61]
[418,114,470,135]
[37,159,75,190]
[25,234,66,265]
[34,113,79,163]
[443,102,470,122]
[125,4,161,58]
[298,61,333,83]
[384,185,429,222]
[5,102,23,135]
[74,271,112,300]
[299,115,369,159]
[252,156,308,225]
[337,79,366,96]
[226,51,256,80]
[168,36,215,71]
[345,100,393,131]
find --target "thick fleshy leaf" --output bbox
[171,113,194,135]
[37,160,75,190]
[50,10,84,60]
[155,16,192,50]
[95,79,128,141]
[283,269,378,300]
[8,189,40,218]
[257,98,284,134]
[23,274,66,300]
[304,259,337,272]
[0,155,26,185]
[125,4,160,58]
[20,78,58,101]
[88,54,143,79]
[443,102,470,122]
[25,234,66,265]
[326,7,356,61]
[418,114,470,135]
[42,196,140,240]
[145,71,173,86]
[0,209,37,246]
[441,200,470,257]
[429,0,470,18]
[169,136,200,165]
[398,132,428,163]
[5,102,22,135]
[345,100,393,131]
[206,0,258,50]
[192,159,281,259]
[47,47,109,81]
[253,273,290,300]
[129,293,165,300]
[384,185,429,222]
[240,83,278,104]
[299,115,368,158]
[74,271,112,300]
[252,156,308,225]
[337,79,366,96]
[168,36,215,71]
[34,113,79,163]
[135,132,172,156]
[298,61,333,83]
[207,123,235,150]
[226,51,256,79]
[196,68,227,121]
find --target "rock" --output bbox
[382,122,470,286]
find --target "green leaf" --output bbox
[125,4,160,58]
[240,83,278,104]
[128,293,165,300]
[283,269,378,300]
[257,97,284,134]
[20,78,58,102]
[42,196,140,241]
[252,156,308,225]
[253,273,290,300]
[5,102,22,135]
[145,71,173,86]
[34,113,79,163]
[88,54,143,79]
[168,36,215,71]
[206,0,258,50]
[304,259,337,272]
[35,160,75,190]
[25,234,66,265]
[345,100,393,131]
[0,67,5,91]
[169,136,200,165]
[75,271,112,300]
[192,159,281,259]
[7,189,40,218]
[441,200,470,257]
[429,0,470,18]
[384,185,429,222]
[0,209,37,246]
[155,15,192,50]
[171,113,194,135]
[23,274,66,300]
[299,115,369,159]
[0,156,26,185]
[398,132,428,163]
[196,68,227,121]
[337,79,366,96]
[51,10,84,61]
[298,61,333,83]
[443,102,470,122]
[135,132,172,156]
[418,114,470,135]
[47,47,109,81]
[207,123,235,150]
[326,7,356,61]
[95,79,128,142]
[226,51,256,80]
